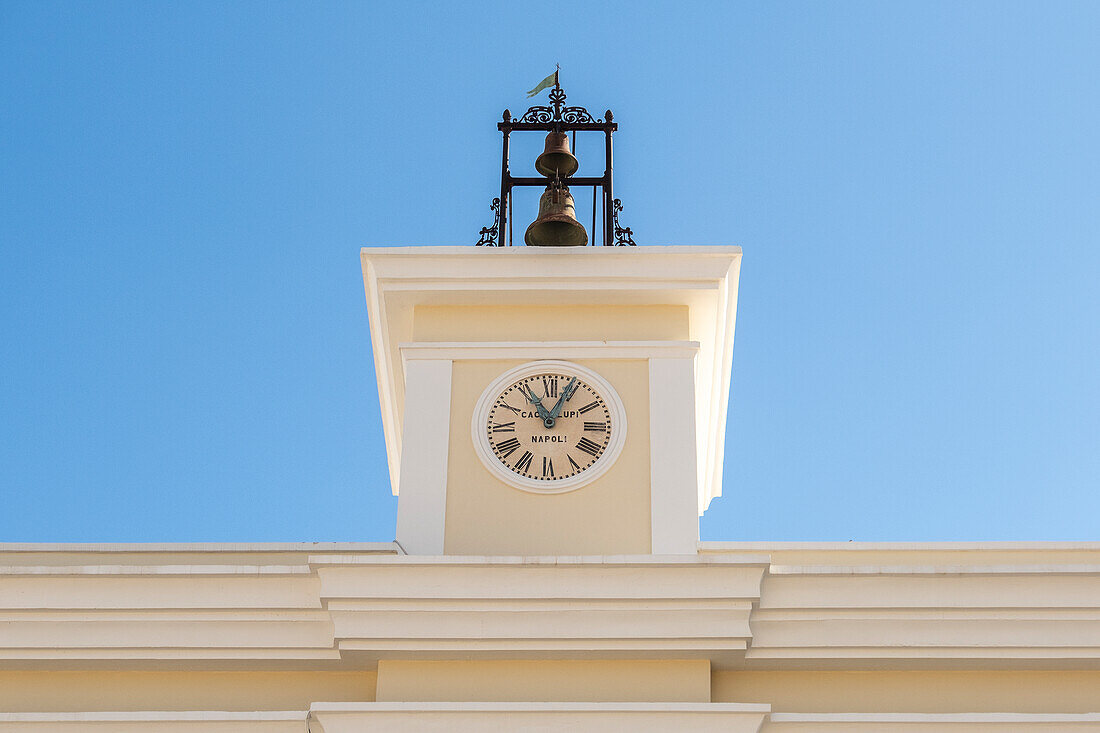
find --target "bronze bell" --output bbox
[524,184,588,246]
[534,131,579,178]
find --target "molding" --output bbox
[312,702,771,712]
[400,340,700,362]
[3,550,1100,668]
[0,711,306,732]
[311,702,769,733]
[0,565,312,575]
[470,360,627,494]
[701,542,1100,551]
[0,542,400,554]
[307,553,772,567]
[768,564,1100,575]
[747,565,1100,665]
[315,555,765,661]
[0,712,306,721]
[766,713,1100,730]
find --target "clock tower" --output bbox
[362,245,741,555]
[363,79,739,556]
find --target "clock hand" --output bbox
[521,385,551,419]
[521,384,555,428]
[548,377,578,419]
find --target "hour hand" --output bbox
[521,384,550,419]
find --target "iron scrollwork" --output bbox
[475,198,501,246]
[611,199,636,246]
[518,86,597,124]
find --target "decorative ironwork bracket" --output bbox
[611,199,636,246]
[475,198,501,247]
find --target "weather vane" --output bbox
[477,68,635,247]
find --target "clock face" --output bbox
[473,361,626,493]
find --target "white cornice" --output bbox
[311,702,769,733]
[1,550,1098,669]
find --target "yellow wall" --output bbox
[712,670,1100,713]
[8,668,1100,713]
[444,358,651,555]
[413,304,689,342]
[416,302,682,555]
[0,671,375,712]
[376,660,710,702]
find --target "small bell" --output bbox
[524,183,588,247]
[534,131,579,178]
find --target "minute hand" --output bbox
[548,377,578,419]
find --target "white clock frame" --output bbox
[472,360,628,494]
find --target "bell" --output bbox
[534,131,579,178]
[524,185,588,246]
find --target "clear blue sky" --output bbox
[2,2,1098,542]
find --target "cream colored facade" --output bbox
[2,247,1097,731]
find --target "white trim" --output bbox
[0,564,312,575]
[401,341,700,361]
[700,541,1100,551]
[0,712,306,721]
[471,361,627,494]
[394,359,452,554]
[312,702,771,713]
[309,553,772,566]
[649,356,700,552]
[768,563,1100,575]
[310,702,768,733]
[362,257,403,497]
[0,542,400,553]
[770,713,1100,723]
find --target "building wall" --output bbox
[712,671,1100,713]
[411,304,691,343]
[376,660,710,702]
[410,300,678,556]
[443,358,651,555]
[0,672,375,712]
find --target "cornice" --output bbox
[2,551,1099,670]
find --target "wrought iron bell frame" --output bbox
[477,81,634,247]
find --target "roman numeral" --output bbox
[567,454,582,472]
[543,376,557,397]
[584,421,606,432]
[542,456,554,478]
[514,451,534,474]
[496,437,521,458]
[576,437,603,457]
[491,421,515,433]
[498,402,521,415]
[578,400,600,414]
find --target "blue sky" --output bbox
[2,1,1098,541]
